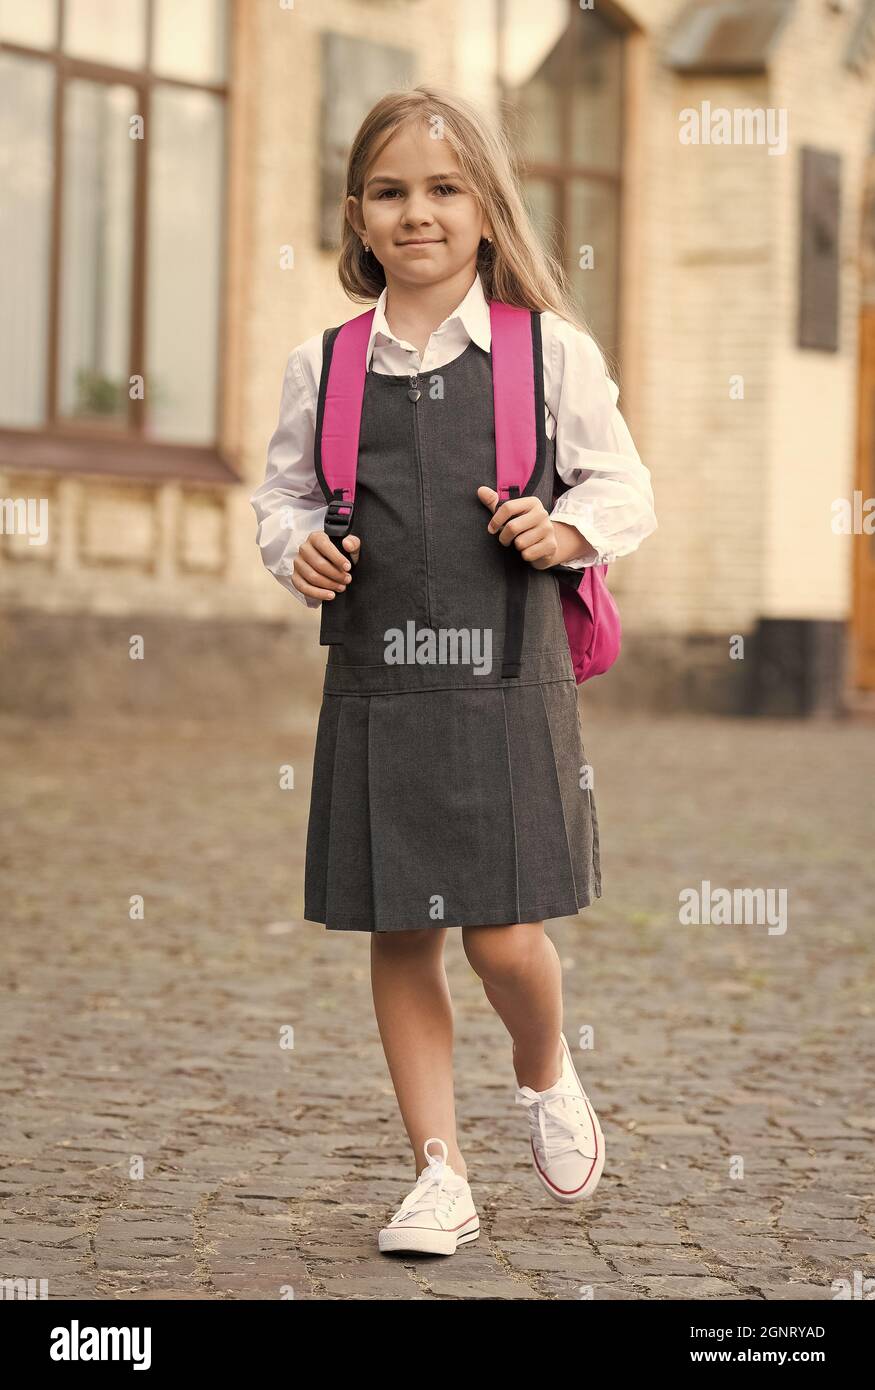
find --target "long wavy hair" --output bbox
[337,84,593,339]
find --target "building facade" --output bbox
[2,0,874,716]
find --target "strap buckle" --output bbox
[325,494,353,539]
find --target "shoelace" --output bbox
[516,1083,595,1159]
[389,1150,462,1225]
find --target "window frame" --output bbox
[0,0,237,485]
[498,0,632,364]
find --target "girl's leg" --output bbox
[370,927,467,1179]
[461,922,564,1091]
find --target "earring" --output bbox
[363,240,370,252]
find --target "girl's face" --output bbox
[348,122,491,289]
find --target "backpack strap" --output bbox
[490,302,546,679]
[314,308,375,645]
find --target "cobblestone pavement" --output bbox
[1,707,873,1301]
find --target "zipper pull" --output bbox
[408,372,421,402]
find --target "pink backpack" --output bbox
[315,299,621,684]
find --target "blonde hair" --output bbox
[337,84,593,340]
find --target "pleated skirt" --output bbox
[303,677,601,933]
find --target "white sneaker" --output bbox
[378,1137,480,1255]
[515,1031,605,1203]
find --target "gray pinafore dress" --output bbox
[304,336,600,932]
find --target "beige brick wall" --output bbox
[613,0,873,635]
[0,470,237,617]
[628,68,775,637]
[764,1,872,622]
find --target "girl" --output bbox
[250,86,656,1257]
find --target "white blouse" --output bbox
[250,271,656,608]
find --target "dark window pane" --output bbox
[568,177,619,353]
[798,145,840,352]
[0,53,54,426]
[505,5,623,359]
[505,0,568,166]
[522,176,561,259]
[58,80,137,427]
[319,32,415,250]
[569,8,623,174]
[146,85,224,443]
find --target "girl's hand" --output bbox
[293,531,361,602]
[478,486,564,571]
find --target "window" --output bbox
[501,0,626,359]
[0,0,231,474]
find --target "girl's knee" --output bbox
[371,926,446,958]
[461,921,545,985]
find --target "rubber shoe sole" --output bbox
[378,1214,480,1255]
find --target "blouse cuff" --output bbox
[548,500,616,567]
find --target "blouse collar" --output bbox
[365,270,492,366]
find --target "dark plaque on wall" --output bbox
[798,146,841,352]
[319,33,415,250]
